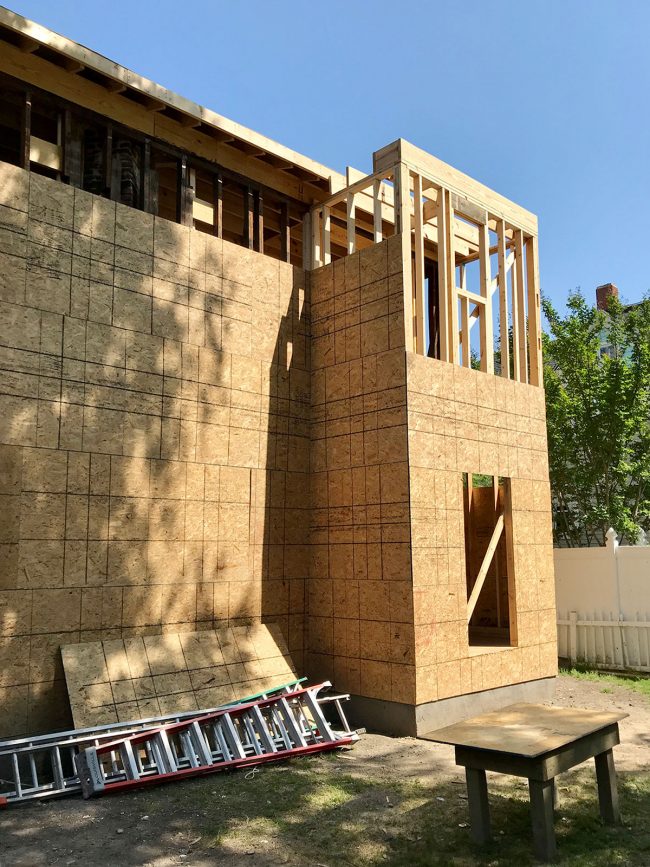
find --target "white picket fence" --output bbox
[555,529,650,673]
[557,611,650,672]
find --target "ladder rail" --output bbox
[75,683,358,799]
[1,681,356,806]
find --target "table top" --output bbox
[421,703,628,758]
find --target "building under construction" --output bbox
[0,7,557,738]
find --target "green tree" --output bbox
[542,290,650,546]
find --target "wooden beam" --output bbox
[142,96,165,113]
[374,138,538,236]
[16,34,39,53]
[62,57,84,73]
[467,512,504,622]
[105,80,127,94]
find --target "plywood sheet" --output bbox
[421,703,628,757]
[62,623,296,728]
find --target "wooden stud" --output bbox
[396,163,414,352]
[413,173,426,355]
[142,138,153,213]
[493,477,502,628]
[437,188,450,362]
[503,479,518,646]
[478,222,494,374]
[245,185,254,249]
[21,90,31,170]
[515,229,528,383]
[254,189,264,254]
[322,205,331,265]
[497,219,510,378]
[373,177,382,243]
[302,210,312,270]
[177,156,193,225]
[511,236,521,382]
[447,191,459,364]
[214,172,223,238]
[346,191,356,254]
[312,208,321,268]
[280,201,290,262]
[105,123,114,199]
[526,234,543,386]
[460,293,471,369]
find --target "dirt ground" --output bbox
[0,673,648,867]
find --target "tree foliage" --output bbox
[542,291,650,546]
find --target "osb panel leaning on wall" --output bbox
[0,163,309,738]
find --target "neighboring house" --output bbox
[0,7,556,738]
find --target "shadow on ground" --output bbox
[1,741,649,867]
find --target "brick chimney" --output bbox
[596,282,619,310]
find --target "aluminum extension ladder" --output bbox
[75,682,357,798]
[0,679,314,807]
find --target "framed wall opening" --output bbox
[462,473,516,648]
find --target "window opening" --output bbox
[462,473,514,647]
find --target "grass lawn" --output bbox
[560,665,650,699]
[170,753,650,866]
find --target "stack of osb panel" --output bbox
[61,623,296,727]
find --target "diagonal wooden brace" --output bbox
[467,512,504,622]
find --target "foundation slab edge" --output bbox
[344,677,557,738]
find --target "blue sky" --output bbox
[11,0,650,311]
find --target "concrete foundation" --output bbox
[346,676,557,737]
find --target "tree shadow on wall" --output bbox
[0,162,308,739]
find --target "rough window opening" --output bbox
[462,473,514,648]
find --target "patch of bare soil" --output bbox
[0,674,647,867]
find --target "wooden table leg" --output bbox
[465,767,491,843]
[529,778,557,861]
[595,749,620,824]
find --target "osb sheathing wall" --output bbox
[0,163,309,737]
[309,238,557,711]
[309,238,417,705]
[407,356,558,706]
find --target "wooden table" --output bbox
[421,703,627,861]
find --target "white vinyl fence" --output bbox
[555,529,650,673]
